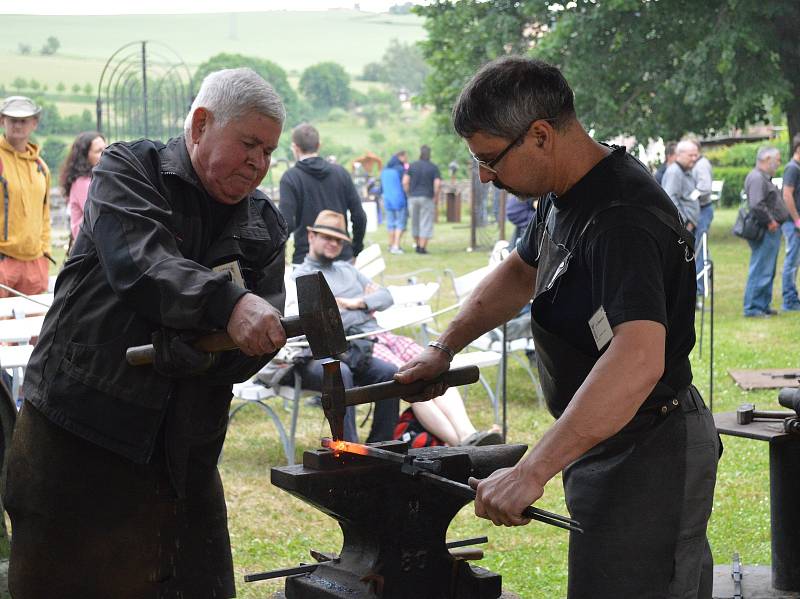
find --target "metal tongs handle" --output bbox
[321,438,582,534]
[419,470,583,534]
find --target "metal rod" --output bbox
[141,41,148,138]
[418,470,583,533]
[0,283,51,307]
[445,536,488,549]
[244,562,320,583]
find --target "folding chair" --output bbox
[444,257,543,406]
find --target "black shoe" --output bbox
[416,247,428,254]
[765,308,778,316]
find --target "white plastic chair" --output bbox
[354,243,382,270]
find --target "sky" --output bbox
[1,0,420,15]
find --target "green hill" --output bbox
[0,10,425,89]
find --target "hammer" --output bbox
[321,359,480,441]
[736,403,796,425]
[126,272,347,365]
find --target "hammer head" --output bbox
[296,272,347,359]
[737,403,755,425]
[321,359,346,441]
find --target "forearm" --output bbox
[515,320,665,487]
[784,186,800,222]
[438,253,535,352]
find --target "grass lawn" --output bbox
[220,206,798,598]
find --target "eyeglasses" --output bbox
[470,118,556,175]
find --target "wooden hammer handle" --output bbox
[125,315,301,366]
[344,365,480,407]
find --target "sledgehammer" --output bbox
[125,272,347,365]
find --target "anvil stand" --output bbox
[712,412,800,599]
[268,441,526,599]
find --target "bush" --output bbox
[706,141,762,168]
[40,138,67,173]
[326,107,349,122]
[714,166,750,207]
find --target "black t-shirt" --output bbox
[407,159,441,197]
[516,146,695,406]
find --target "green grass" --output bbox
[219,206,797,598]
[0,11,424,90]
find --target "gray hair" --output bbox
[184,68,285,136]
[756,146,780,164]
[675,140,697,155]
[452,56,576,140]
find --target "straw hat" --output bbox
[307,210,351,243]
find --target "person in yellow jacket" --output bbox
[0,96,51,298]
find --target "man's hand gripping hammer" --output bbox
[321,359,480,441]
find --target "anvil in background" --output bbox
[270,441,528,599]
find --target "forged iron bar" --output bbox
[320,438,582,534]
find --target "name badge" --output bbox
[588,305,613,351]
[213,260,246,289]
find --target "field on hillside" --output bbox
[217,207,798,598]
[0,10,424,90]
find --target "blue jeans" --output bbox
[743,227,782,316]
[781,220,800,309]
[694,203,714,296]
[298,356,399,443]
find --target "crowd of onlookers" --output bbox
[655,135,800,317]
[4,92,797,323]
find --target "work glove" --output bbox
[152,329,216,378]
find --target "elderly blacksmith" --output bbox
[3,68,289,598]
[397,56,720,598]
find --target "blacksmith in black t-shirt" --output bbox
[396,56,720,598]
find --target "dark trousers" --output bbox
[4,402,235,599]
[564,388,719,598]
[299,356,399,443]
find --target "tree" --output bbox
[415,1,535,134]
[361,62,386,82]
[29,79,40,92]
[56,82,66,93]
[534,0,790,142]
[40,36,60,56]
[83,83,93,96]
[71,83,81,94]
[416,1,800,149]
[299,62,351,112]
[193,53,300,123]
[377,39,430,95]
[17,43,31,56]
[12,78,27,91]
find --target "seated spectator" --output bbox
[60,131,107,244]
[292,210,500,447]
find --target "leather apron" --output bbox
[529,200,708,597]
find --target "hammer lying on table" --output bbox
[321,358,480,441]
[126,272,347,365]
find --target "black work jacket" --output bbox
[24,136,287,463]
